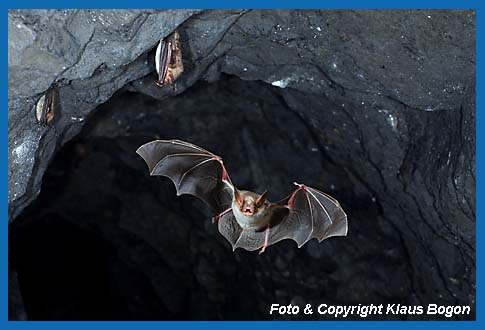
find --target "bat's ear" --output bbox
[234,189,243,206]
[256,191,267,206]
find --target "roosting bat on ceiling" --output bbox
[136,140,348,254]
[154,30,183,89]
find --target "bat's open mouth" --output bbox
[242,208,254,216]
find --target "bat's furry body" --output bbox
[155,30,183,88]
[231,190,271,230]
[136,139,348,253]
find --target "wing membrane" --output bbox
[155,39,171,84]
[137,140,233,216]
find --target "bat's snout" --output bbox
[242,207,254,216]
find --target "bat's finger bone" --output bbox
[212,207,232,223]
[288,184,306,208]
[211,156,223,164]
[219,162,232,183]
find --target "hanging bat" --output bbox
[154,30,184,89]
[136,140,348,254]
[35,86,57,126]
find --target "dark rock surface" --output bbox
[8,10,475,320]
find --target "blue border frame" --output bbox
[3,1,481,329]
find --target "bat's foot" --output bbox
[258,225,270,254]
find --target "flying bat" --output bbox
[136,140,348,253]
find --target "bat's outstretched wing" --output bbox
[271,182,348,247]
[136,140,233,216]
[218,182,347,252]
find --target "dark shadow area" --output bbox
[10,212,173,320]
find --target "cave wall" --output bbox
[8,10,475,320]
